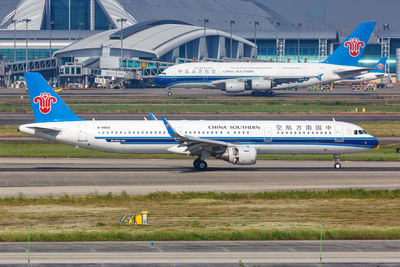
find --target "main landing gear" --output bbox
[193,158,208,171]
[167,89,173,96]
[333,154,341,169]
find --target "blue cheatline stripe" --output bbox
[94,136,377,148]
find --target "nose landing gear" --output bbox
[333,154,341,169]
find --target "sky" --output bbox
[265,0,400,34]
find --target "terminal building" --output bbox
[0,0,398,87]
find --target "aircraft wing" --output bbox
[161,116,229,155]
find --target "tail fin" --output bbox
[370,57,387,73]
[24,72,83,123]
[323,22,376,66]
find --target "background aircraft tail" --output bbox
[24,72,83,123]
[370,57,387,73]
[323,22,376,66]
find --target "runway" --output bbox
[1,85,400,98]
[0,158,399,197]
[2,240,400,266]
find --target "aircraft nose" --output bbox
[371,137,379,149]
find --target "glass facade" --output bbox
[43,0,112,30]
[256,39,400,73]
[0,49,58,62]
[257,39,327,62]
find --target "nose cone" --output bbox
[370,137,379,149]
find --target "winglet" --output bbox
[161,116,180,137]
[149,112,158,120]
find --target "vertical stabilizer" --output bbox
[370,57,387,73]
[323,22,376,66]
[24,72,83,123]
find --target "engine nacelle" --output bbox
[219,146,257,165]
[225,81,245,93]
[251,79,272,90]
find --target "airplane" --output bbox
[336,57,388,83]
[19,72,379,171]
[155,22,376,96]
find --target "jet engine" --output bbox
[251,79,272,90]
[218,146,257,165]
[225,81,245,93]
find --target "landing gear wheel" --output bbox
[167,91,173,96]
[194,160,207,170]
[197,160,207,170]
[193,159,200,168]
[334,162,341,169]
[333,154,341,169]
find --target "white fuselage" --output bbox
[19,120,378,155]
[156,62,368,90]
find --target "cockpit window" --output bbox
[362,130,367,134]
[354,130,358,135]
[161,71,166,75]
[358,130,363,135]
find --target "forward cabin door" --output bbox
[78,123,87,142]
[264,127,272,142]
[334,123,344,143]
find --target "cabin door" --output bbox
[78,123,87,142]
[334,124,344,142]
[264,127,272,142]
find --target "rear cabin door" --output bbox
[78,123,87,142]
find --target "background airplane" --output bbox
[336,57,388,83]
[155,22,376,96]
[19,72,378,170]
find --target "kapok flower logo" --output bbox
[377,63,384,71]
[344,38,365,57]
[33,92,57,114]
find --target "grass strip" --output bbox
[1,101,400,113]
[2,230,400,242]
[0,142,398,160]
[2,189,400,241]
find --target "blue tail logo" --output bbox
[24,72,83,123]
[371,57,387,73]
[323,22,376,66]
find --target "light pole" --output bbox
[49,21,55,58]
[12,20,17,62]
[199,18,209,59]
[117,18,127,65]
[78,21,84,40]
[251,21,260,59]
[20,19,31,72]
[270,21,280,62]
[226,20,235,58]
[296,23,303,62]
